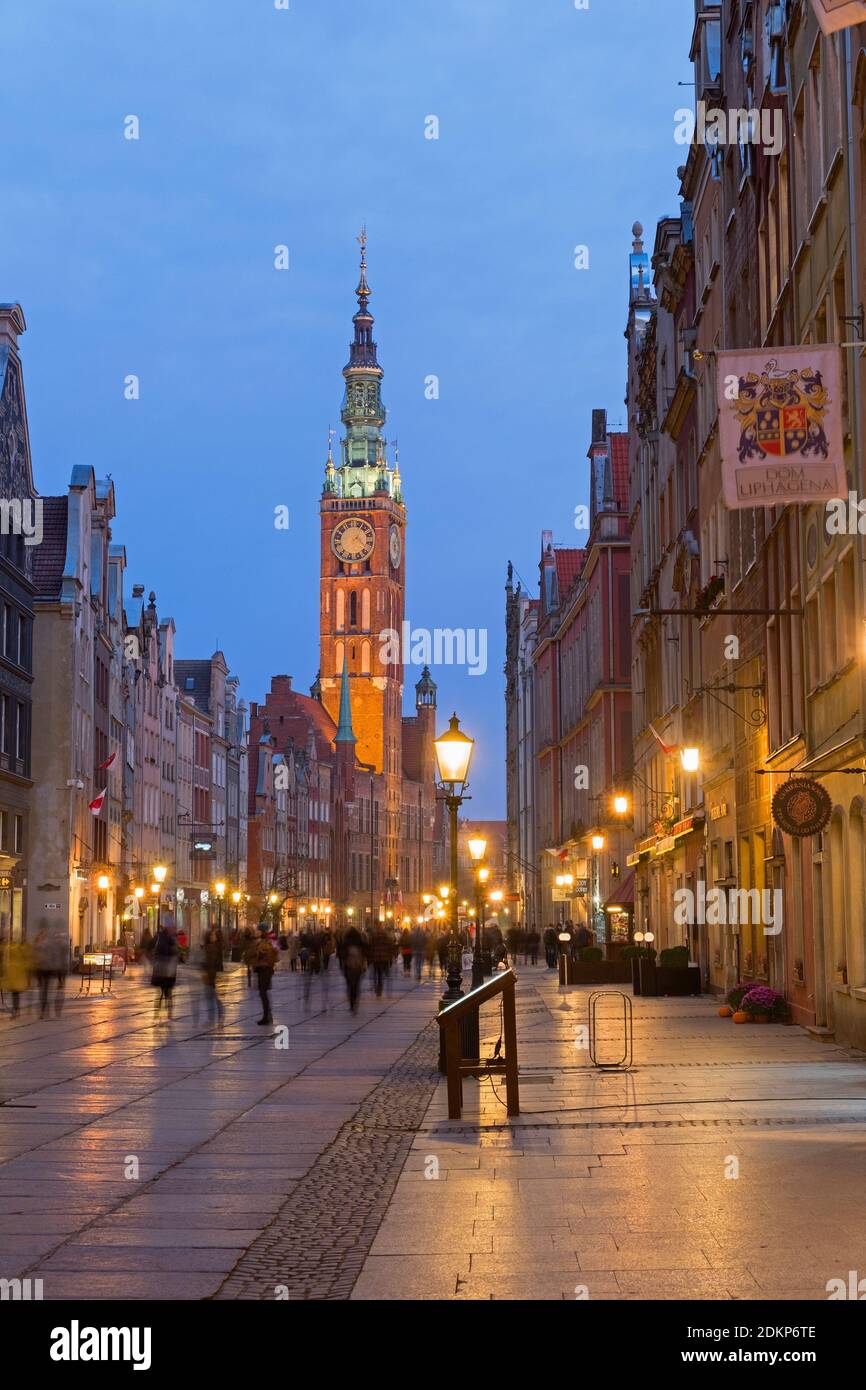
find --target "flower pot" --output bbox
[718,1005,732,1017]
[732,1011,749,1024]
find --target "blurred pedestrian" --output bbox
[253,922,279,1025]
[241,926,257,988]
[342,925,366,1012]
[151,923,179,1020]
[201,923,225,1024]
[0,934,32,1017]
[370,925,391,997]
[33,920,69,1019]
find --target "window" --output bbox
[14,815,23,855]
[185,676,195,691]
[822,572,837,676]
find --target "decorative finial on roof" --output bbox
[632,221,644,253]
[356,224,370,303]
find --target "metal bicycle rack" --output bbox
[587,990,634,1069]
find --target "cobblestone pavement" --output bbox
[0,958,442,1300]
[351,968,866,1301]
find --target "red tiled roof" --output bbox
[32,496,68,599]
[610,433,629,510]
[555,548,585,601]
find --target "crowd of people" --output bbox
[2,914,576,1026]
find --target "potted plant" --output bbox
[741,986,787,1023]
[725,982,753,1013]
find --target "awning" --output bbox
[604,868,635,912]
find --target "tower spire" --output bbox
[335,655,356,744]
[346,225,379,371]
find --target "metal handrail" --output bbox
[436,968,520,1119]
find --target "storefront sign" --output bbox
[0,874,12,889]
[626,852,641,868]
[574,878,589,896]
[771,777,832,838]
[710,802,728,821]
[655,835,676,855]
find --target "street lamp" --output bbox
[613,794,629,816]
[680,747,700,773]
[232,889,241,935]
[434,713,475,1005]
[467,833,487,987]
[214,880,226,934]
[152,863,167,934]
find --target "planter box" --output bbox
[639,960,701,997]
[559,957,632,986]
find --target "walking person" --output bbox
[370,925,391,997]
[33,920,69,1018]
[201,923,225,1025]
[411,925,425,981]
[342,925,366,1013]
[0,933,32,1017]
[253,922,279,1026]
[242,926,257,989]
[151,923,179,1020]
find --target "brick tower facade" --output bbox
[319,231,407,881]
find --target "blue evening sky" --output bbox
[1,0,692,816]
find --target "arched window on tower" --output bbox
[362,588,370,630]
[361,640,371,674]
[335,639,345,672]
[336,589,345,631]
[349,591,358,628]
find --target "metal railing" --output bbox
[436,968,520,1120]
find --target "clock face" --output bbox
[389,525,402,569]
[332,516,375,563]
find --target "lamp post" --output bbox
[433,713,474,1011]
[231,890,241,937]
[467,833,487,989]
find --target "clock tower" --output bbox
[319,232,406,831]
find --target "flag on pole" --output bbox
[96,750,117,771]
[648,723,676,756]
[717,346,846,508]
[89,787,107,816]
[810,0,866,34]
[544,846,570,862]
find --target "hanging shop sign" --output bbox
[810,0,866,34]
[771,777,832,838]
[717,346,846,507]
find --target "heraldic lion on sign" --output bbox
[733,359,831,464]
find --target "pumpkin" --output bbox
[718,1005,733,1017]
[732,1010,749,1024]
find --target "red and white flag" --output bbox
[648,723,676,756]
[89,787,107,816]
[97,751,117,771]
[544,846,570,862]
[717,346,846,509]
[810,0,866,33]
